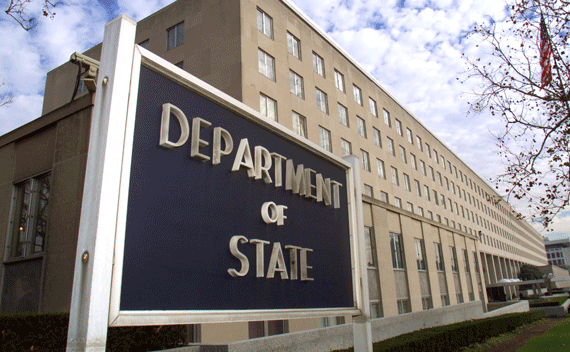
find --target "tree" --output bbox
[518,264,543,280]
[465,0,570,229]
[4,0,60,30]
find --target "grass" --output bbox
[458,319,547,352]
[516,318,570,352]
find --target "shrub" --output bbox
[0,312,187,351]
[334,311,544,352]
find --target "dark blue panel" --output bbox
[120,65,353,311]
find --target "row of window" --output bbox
[254,7,539,260]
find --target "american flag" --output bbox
[540,15,552,88]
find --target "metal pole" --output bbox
[66,15,136,352]
[344,155,373,352]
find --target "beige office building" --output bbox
[1,0,546,344]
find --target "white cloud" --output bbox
[0,0,566,235]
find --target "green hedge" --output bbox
[369,311,544,352]
[336,311,544,352]
[0,312,187,351]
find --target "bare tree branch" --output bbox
[465,0,570,229]
[4,0,60,31]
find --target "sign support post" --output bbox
[66,15,136,352]
[345,155,373,352]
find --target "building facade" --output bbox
[1,0,546,344]
[544,236,570,270]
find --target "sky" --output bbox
[0,0,568,239]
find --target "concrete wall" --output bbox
[0,95,93,313]
[174,301,483,352]
[484,300,529,318]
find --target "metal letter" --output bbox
[231,138,256,177]
[254,145,272,183]
[212,127,233,165]
[284,245,302,280]
[228,236,249,277]
[267,242,289,279]
[285,159,305,195]
[261,202,278,224]
[316,174,332,206]
[271,152,286,187]
[159,103,189,148]
[300,248,314,281]
[331,180,343,209]
[304,168,317,200]
[190,117,212,161]
[250,239,270,278]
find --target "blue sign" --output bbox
[119,65,354,311]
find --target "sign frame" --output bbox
[108,43,362,326]
[67,20,367,349]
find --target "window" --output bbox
[8,174,51,259]
[259,94,277,121]
[361,150,371,172]
[437,172,442,186]
[415,238,427,271]
[395,119,403,136]
[414,180,421,196]
[403,173,411,192]
[341,139,352,156]
[289,70,304,98]
[433,190,438,205]
[420,160,426,175]
[369,98,378,117]
[434,149,439,163]
[363,184,374,197]
[410,153,417,170]
[287,32,301,58]
[391,167,399,186]
[425,143,431,157]
[422,296,433,310]
[167,22,184,50]
[2,174,51,313]
[353,85,362,105]
[319,126,332,152]
[334,104,347,127]
[377,159,386,179]
[397,299,411,314]
[357,116,367,137]
[292,111,307,138]
[383,109,391,127]
[434,242,445,271]
[373,128,381,147]
[387,137,395,156]
[334,70,345,92]
[394,197,402,208]
[429,166,435,181]
[390,233,405,269]
[380,191,389,203]
[463,249,470,273]
[364,227,376,267]
[407,128,413,144]
[450,246,459,272]
[257,8,273,38]
[258,49,275,81]
[407,202,414,213]
[399,146,407,163]
[315,88,328,114]
[418,207,424,217]
[424,185,430,201]
[313,52,325,77]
